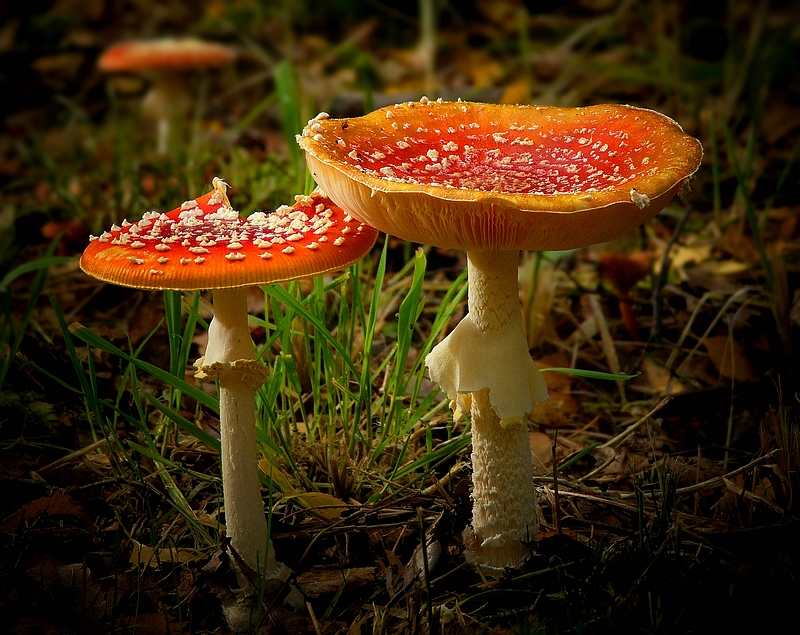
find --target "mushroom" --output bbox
[98,37,236,154]
[297,99,702,571]
[80,179,377,623]
[598,251,651,341]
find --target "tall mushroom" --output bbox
[98,38,236,154]
[297,99,702,571]
[80,179,377,623]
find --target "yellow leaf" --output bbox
[129,539,205,568]
[286,492,347,521]
[258,458,347,520]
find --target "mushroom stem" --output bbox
[426,250,548,570]
[470,387,537,569]
[201,287,281,578]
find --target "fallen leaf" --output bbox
[704,335,758,382]
[129,540,206,568]
[258,457,348,521]
[1,490,95,534]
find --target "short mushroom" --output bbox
[598,251,651,341]
[297,99,702,571]
[98,37,236,154]
[80,179,377,623]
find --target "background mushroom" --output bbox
[298,99,702,571]
[80,178,377,625]
[98,37,236,154]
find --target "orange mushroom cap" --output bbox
[80,180,378,290]
[98,37,236,72]
[298,99,703,252]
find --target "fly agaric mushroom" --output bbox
[598,251,651,341]
[80,179,377,622]
[98,38,236,154]
[298,99,702,571]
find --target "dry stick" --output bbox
[599,396,672,449]
[35,437,112,474]
[421,461,463,496]
[306,601,324,635]
[674,448,780,497]
[552,430,561,535]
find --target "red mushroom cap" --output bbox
[297,99,703,252]
[80,180,378,290]
[98,38,236,72]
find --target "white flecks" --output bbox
[228,241,243,250]
[319,236,328,243]
[189,247,209,254]
[306,242,319,250]
[397,140,410,149]
[386,110,394,118]
[334,236,345,246]
[155,243,170,251]
[194,256,205,264]
[127,257,145,265]
[180,200,199,210]
[442,141,458,152]
[131,241,145,249]
[259,252,272,259]
[89,235,98,242]
[180,258,191,265]
[420,95,430,105]
[313,134,324,142]
[337,138,346,147]
[311,122,323,132]
[149,269,162,276]
[372,151,386,160]
[427,149,439,161]
[225,252,246,261]
[348,150,359,161]
[287,233,303,242]
[282,246,295,254]
[630,188,651,209]
[342,226,352,234]
[310,111,330,122]
[157,257,169,264]
[380,166,397,178]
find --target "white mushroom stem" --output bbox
[141,73,191,155]
[426,250,549,570]
[195,286,282,579]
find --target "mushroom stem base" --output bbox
[467,388,538,571]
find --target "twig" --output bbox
[552,431,561,535]
[34,437,113,475]
[674,448,781,496]
[599,396,672,449]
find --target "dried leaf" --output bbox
[704,335,757,382]
[1,490,95,534]
[129,539,206,568]
[258,457,347,520]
